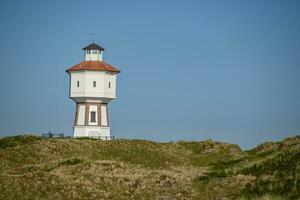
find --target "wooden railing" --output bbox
[42,132,115,140]
[42,132,64,138]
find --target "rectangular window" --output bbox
[108,82,111,88]
[77,81,80,87]
[90,111,96,123]
[93,81,96,87]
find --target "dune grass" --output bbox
[0,135,299,200]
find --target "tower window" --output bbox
[87,50,91,54]
[93,81,96,87]
[90,111,96,122]
[77,81,80,87]
[108,82,111,88]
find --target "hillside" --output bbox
[0,135,299,200]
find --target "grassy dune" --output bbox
[0,135,299,200]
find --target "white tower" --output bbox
[66,43,120,139]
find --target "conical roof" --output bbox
[66,61,120,74]
[82,43,105,51]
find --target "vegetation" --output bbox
[0,135,299,199]
[0,135,42,149]
[193,136,300,200]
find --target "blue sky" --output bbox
[0,0,299,149]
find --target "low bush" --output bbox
[0,135,41,149]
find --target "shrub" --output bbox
[239,150,300,199]
[0,135,41,149]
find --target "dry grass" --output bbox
[0,135,299,200]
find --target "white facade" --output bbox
[73,126,110,139]
[77,105,86,125]
[69,70,117,102]
[84,49,103,61]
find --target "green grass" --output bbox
[45,158,84,171]
[0,135,299,200]
[239,150,300,199]
[192,140,300,200]
[0,135,41,149]
[236,194,287,200]
[176,140,245,167]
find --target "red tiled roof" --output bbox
[66,61,120,73]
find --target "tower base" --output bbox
[74,126,111,139]
[73,102,111,140]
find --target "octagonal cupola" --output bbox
[82,43,105,61]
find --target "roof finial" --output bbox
[90,33,95,43]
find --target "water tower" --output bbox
[66,42,120,139]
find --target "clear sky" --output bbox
[0,0,299,149]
